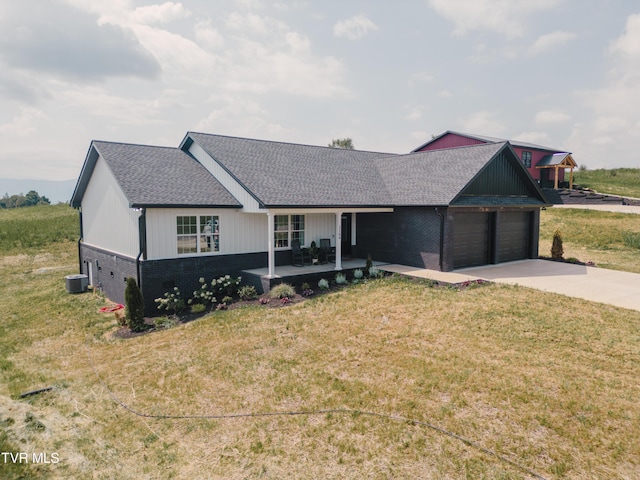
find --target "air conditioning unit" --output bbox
[65,274,89,294]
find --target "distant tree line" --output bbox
[1,190,50,209]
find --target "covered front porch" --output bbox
[242,257,388,293]
[262,207,393,279]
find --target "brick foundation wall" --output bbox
[79,244,138,305]
[79,243,289,315]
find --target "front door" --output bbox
[341,213,352,256]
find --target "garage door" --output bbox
[497,212,530,263]
[453,212,490,269]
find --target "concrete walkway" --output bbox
[382,260,640,312]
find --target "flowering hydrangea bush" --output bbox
[189,277,216,305]
[211,275,242,297]
[155,286,185,314]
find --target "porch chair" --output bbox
[291,240,312,266]
[319,238,336,263]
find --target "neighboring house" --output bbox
[413,131,577,189]
[71,132,548,312]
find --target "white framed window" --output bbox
[177,215,219,255]
[274,214,305,249]
[522,151,532,168]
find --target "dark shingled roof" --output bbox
[375,142,508,205]
[71,141,241,208]
[185,133,519,207]
[186,132,393,207]
[72,132,547,210]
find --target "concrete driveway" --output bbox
[456,259,640,312]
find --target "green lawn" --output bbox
[573,167,640,198]
[0,205,639,479]
[540,207,640,273]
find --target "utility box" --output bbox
[65,274,89,294]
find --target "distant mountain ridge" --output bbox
[0,178,76,204]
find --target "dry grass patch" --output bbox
[1,210,640,479]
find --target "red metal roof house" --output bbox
[413,131,577,189]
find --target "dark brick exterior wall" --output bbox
[79,242,294,315]
[79,244,138,306]
[356,207,541,273]
[356,208,444,270]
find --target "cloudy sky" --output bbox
[2,0,640,181]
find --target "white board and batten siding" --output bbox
[81,155,139,258]
[145,210,339,260]
[145,209,267,260]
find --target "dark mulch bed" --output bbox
[109,273,493,339]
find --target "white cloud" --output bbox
[428,0,561,38]
[529,31,577,55]
[535,110,571,125]
[460,111,505,135]
[131,2,190,25]
[0,107,46,137]
[196,94,289,139]
[194,21,225,51]
[406,106,424,121]
[568,13,640,167]
[333,14,378,40]
[513,131,552,146]
[609,13,640,58]
[407,72,434,86]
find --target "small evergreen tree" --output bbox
[551,229,564,261]
[125,277,145,332]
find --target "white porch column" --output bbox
[267,212,275,278]
[335,211,342,271]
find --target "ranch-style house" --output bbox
[70,131,549,312]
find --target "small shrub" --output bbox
[238,285,257,300]
[318,278,330,290]
[154,316,178,330]
[190,277,216,305]
[302,287,314,297]
[125,277,145,332]
[353,269,364,280]
[270,283,296,299]
[259,297,271,305]
[221,295,233,305]
[280,297,291,305]
[551,229,564,260]
[190,303,206,314]
[155,287,185,315]
[335,273,348,285]
[300,282,311,291]
[368,266,381,278]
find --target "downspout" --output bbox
[77,208,83,273]
[136,208,147,288]
[435,207,445,271]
